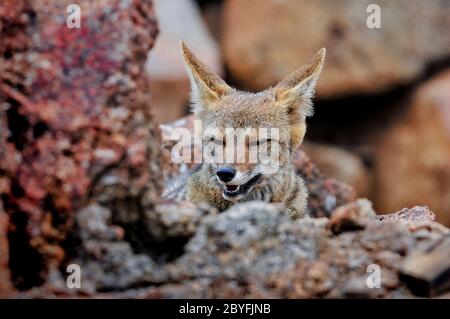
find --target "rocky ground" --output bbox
[0,0,450,299]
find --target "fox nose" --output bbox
[216,167,236,183]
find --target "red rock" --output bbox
[0,0,161,289]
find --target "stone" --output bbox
[145,0,222,124]
[302,142,372,197]
[0,0,161,290]
[73,204,169,291]
[291,148,357,218]
[327,198,376,234]
[374,70,450,226]
[141,202,449,298]
[222,0,450,98]
[400,236,450,297]
[378,206,436,224]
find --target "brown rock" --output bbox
[302,142,372,197]
[145,0,222,124]
[327,198,376,234]
[374,70,450,226]
[400,235,450,297]
[222,0,450,97]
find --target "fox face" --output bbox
[181,42,325,203]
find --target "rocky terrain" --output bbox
[0,0,449,299]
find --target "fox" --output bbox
[164,42,326,219]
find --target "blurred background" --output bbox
[147,0,450,226]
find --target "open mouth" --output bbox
[223,174,262,198]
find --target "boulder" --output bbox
[374,69,450,226]
[302,142,372,197]
[0,0,161,292]
[135,201,449,298]
[222,0,450,97]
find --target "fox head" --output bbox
[181,42,325,202]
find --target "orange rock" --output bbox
[374,69,450,226]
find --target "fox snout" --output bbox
[216,167,236,183]
[216,163,256,184]
[215,164,263,201]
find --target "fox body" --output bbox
[166,43,325,219]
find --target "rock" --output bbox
[341,276,383,298]
[145,0,222,124]
[378,206,449,246]
[378,206,436,224]
[73,204,169,292]
[291,148,356,218]
[0,0,161,291]
[400,235,450,297]
[169,202,327,279]
[327,198,376,234]
[222,0,450,97]
[145,201,214,241]
[374,70,450,226]
[302,142,372,197]
[0,201,14,297]
[141,201,449,298]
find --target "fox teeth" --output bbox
[225,185,240,193]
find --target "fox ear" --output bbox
[274,48,326,149]
[180,41,231,114]
[275,48,326,117]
